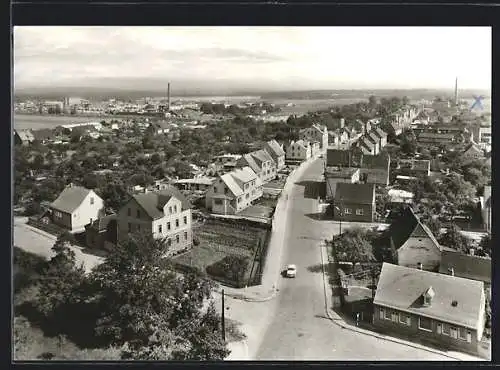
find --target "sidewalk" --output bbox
[217,154,322,303]
[318,242,487,362]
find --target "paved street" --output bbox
[254,158,456,361]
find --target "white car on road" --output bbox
[285,264,297,278]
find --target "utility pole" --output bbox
[221,289,226,342]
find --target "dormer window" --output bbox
[422,286,435,306]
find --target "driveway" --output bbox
[253,158,458,360]
[13,218,104,273]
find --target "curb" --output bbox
[318,243,467,361]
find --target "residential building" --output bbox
[372,127,388,149]
[263,139,286,170]
[356,136,377,155]
[50,184,104,233]
[396,159,431,177]
[14,129,35,146]
[439,250,491,290]
[286,140,311,161]
[332,183,376,223]
[360,153,391,186]
[481,186,491,232]
[299,123,329,150]
[117,187,193,254]
[416,132,457,146]
[328,131,341,147]
[471,126,492,148]
[205,166,263,215]
[173,176,216,192]
[373,263,486,355]
[387,189,414,204]
[310,141,321,157]
[365,132,381,155]
[32,128,56,144]
[462,143,484,160]
[237,149,277,184]
[324,167,360,199]
[386,206,448,271]
[84,214,117,250]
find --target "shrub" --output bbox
[205,255,250,284]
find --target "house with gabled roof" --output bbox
[117,186,193,253]
[462,143,484,160]
[50,184,104,233]
[299,123,328,150]
[373,263,486,355]
[385,206,450,271]
[439,250,491,287]
[205,166,263,215]
[263,139,286,170]
[333,183,376,222]
[372,127,388,148]
[285,140,312,161]
[14,129,35,146]
[237,149,277,183]
[365,132,381,154]
[356,136,377,155]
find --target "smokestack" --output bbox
[167,82,171,111]
[454,77,458,106]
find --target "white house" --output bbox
[286,140,311,161]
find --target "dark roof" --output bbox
[50,185,95,214]
[132,186,191,220]
[374,263,484,330]
[326,149,351,167]
[325,167,359,179]
[335,183,375,204]
[386,207,441,250]
[439,251,491,284]
[32,128,56,141]
[373,127,388,139]
[418,132,455,140]
[87,214,117,232]
[264,140,285,157]
[361,153,390,170]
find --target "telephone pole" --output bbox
[221,289,226,342]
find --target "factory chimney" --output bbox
[167,82,171,111]
[454,77,458,106]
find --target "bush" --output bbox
[205,255,250,284]
[24,202,42,217]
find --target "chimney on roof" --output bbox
[448,267,454,276]
[417,262,423,270]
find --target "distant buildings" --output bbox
[373,263,486,356]
[50,184,104,233]
[205,166,263,215]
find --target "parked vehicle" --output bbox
[285,264,297,278]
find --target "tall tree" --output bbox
[330,228,375,265]
[438,225,471,254]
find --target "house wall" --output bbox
[259,159,277,183]
[286,143,311,160]
[152,199,192,254]
[206,176,262,215]
[397,237,441,271]
[333,202,374,222]
[211,198,236,215]
[52,210,73,231]
[325,172,359,199]
[117,198,155,244]
[71,192,104,233]
[373,304,480,355]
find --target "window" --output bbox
[184,216,187,224]
[214,199,223,205]
[174,205,177,213]
[176,235,180,243]
[442,323,450,336]
[137,224,141,232]
[90,197,94,205]
[175,219,179,227]
[466,331,472,343]
[169,206,172,214]
[391,312,398,323]
[379,308,384,320]
[128,223,132,232]
[237,197,241,203]
[136,210,140,218]
[450,327,458,339]
[437,323,442,334]
[128,208,131,216]
[344,208,352,215]
[458,327,467,340]
[184,231,188,240]
[167,238,172,246]
[418,317,432,332]
[356,209,364,216]
[158,225,162,234]
[399,313,410,326]
[214,187,217,193]
[384,309,391,320]
[167,222,171,231]
[54,211,62,218]
[224,187,228,195]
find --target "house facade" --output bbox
[286,140,311,161]
[50,185,104,233]
[333,183,375,223]
[386,206,443,271]
[372,127,388,149]
[263,140,286,170]
[373,263,486,356]
[117,188,193,254]
[300,124,328,150]
[205,166,263,215]
[237,149,277,184]
[85,214,117,250]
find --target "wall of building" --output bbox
[333,202,374,222]
[52,210,73,231]
[117,198,155,244]
[286,143,311,160]
[373,304,480,355]
[397,237,441,271]
[152,206,192,254]
[72,192,104,232]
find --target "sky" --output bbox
[13,26,491,92]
